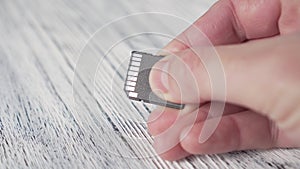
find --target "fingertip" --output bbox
[147,107,179,136]
[153,138,190,161]
[157,146,191,161]
[159,38,189,55]
[147,108,163,136]
[149,59,170,96]
[149,54,183,103]
[180,125,207,154]
[147,106,164,123]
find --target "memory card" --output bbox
[124,51,185,109]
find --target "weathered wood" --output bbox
[0,0,299,168]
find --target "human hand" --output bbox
[147,0,300,161]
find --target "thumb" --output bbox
[149,40,266,108]
[149,34,298,117]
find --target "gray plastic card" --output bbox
[124,51,185,109]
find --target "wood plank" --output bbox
[0,0,299,168]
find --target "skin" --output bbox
[147,0,300,161]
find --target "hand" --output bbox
[147,0,300,161]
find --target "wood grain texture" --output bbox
[0,0,299,168]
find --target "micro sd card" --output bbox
[124,51,185,109]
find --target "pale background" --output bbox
[0,0,299,168]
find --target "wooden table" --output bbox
[0,0,299,168]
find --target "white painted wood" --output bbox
[0,0,299,168]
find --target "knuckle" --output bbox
[279,2,300,34]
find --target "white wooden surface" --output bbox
[0,0,300,168]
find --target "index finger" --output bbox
[162,0,282,53]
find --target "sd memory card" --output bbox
[124,51,185,109]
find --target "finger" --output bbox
[148,104,199,135]
[153,141,190,161]
[148,102,244,136]
[147,103,245,160]
[148,107,191,161]
[161,0,282,53]
[150,34,295,110]
[179,111,277,155]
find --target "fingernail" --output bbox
[149,59,170,94]
[153,134,178,155]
